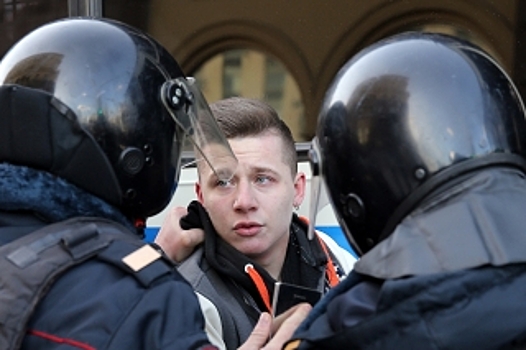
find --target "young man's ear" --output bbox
[195,182,205,204]
[293,172,307,207]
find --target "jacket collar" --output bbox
[0,162,134,233]
[355,168,526,279]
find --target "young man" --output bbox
[285,32,526,349]
[0,17,307,350]
[156,97,356,349]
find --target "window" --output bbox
[194,48,306,141]
[0,0,66,57]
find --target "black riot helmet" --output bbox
[0,17,237,220]
[309,32,526,256]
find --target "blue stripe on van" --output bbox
[144,226,358,259]
[316,226,358,258]
[144,227,161,243]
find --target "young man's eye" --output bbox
[216,179,233,188]
[255,176,271,184]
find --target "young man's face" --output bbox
[196,131,305,266]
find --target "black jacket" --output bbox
[0,163,215,350]
[178,201,350,350]
[287,168,526,349]
[290,265,526,349]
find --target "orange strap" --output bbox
[299,215,340,288]
[244,218,341,316]
[245,264,273,314]
[316,236,340,287]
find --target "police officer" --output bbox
[0,17,308,350]
[286,32,526,349]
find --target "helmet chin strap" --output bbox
[133,218,146,239]
[379,153,526,243]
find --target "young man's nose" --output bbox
[233,180,257,211]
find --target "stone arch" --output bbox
[309,1,515,132]
[171,20,316,137]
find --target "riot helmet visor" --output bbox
[161,76,237,183]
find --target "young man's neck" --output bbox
[252,233,290,280]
